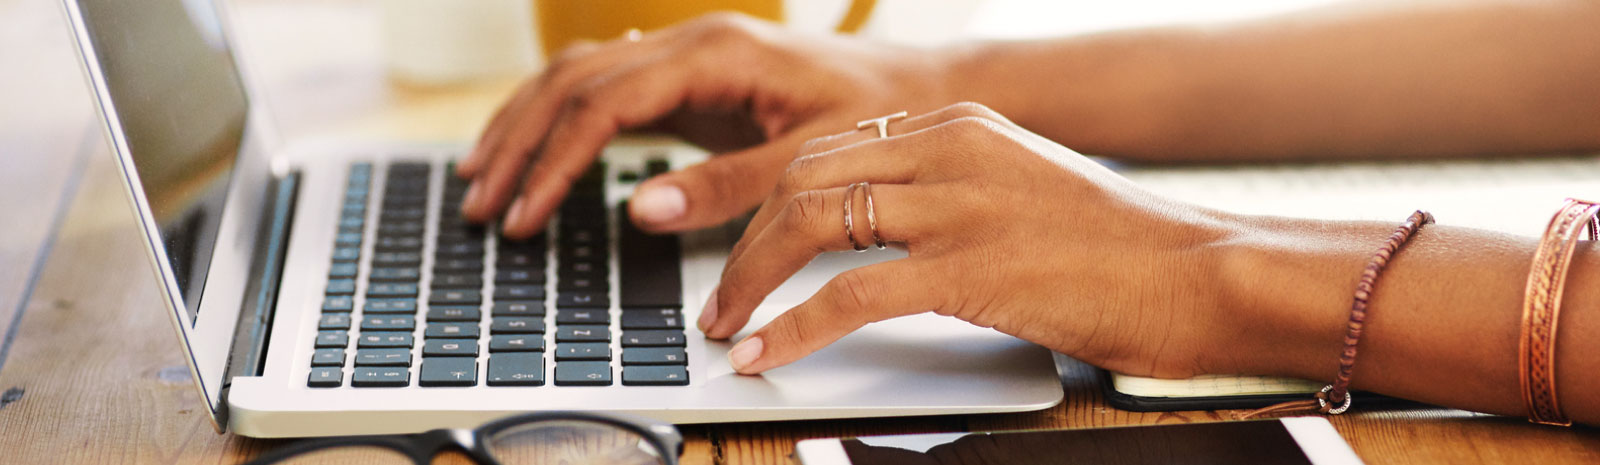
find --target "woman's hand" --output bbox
[704,102,1246,378]
[456,13,954,238]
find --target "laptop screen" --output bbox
[74,0,249,326]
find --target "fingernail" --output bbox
[461,183,482,215]
[728,336,763,373]
[503,198,528,233]
[632,184,686,225]
[698,288,720,333]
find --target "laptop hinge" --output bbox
[219,171,300,410]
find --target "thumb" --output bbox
[628,133,808,232]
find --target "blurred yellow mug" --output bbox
[536,0,878,56]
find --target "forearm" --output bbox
[942,0,1600,161]
[1217,214,1600,424]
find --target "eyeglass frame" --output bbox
[243,411,684,465]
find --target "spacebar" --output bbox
[619,202,683,309]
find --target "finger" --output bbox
[626,126,818,233]
[725,259,944,374]
[727,122,947,267]
[458,40,603,179]
[705,184,941,339]
[499,56,703,238]
[460,35,671,221]
[796,102,1016,157]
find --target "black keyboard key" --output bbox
[496,251,545,268]
[494,285,546,301]
[352,367,410,387]
[372,252,422,266]
[554,361,612,386]
[618,208,683,309]
[334,232,363,247]
[556,309,611,325]
[556,292,609,309]
[559,244,607,262]
[432,273,483,288]
[429,289,482,306]
[326,279,356,295]
[557,227,602,246]
[495,269,546,285]
[331,247,361,262]
[623,366,689,386]
[435,258,485,272]
[623,347,687,365]
[487,353,545,386]
[378,222,425,235]
[489,335,545,352]
[555,343,611,361]
[376,236,423,251]
[361,315,416,331]
[560,260,606,276]
[493,301,545,317]
[381,207,426,221]
[617,310,681,332]
[356,331,413,348]
[427,306,481,321]
[322,295,354,312]
[355,348,412,367]
[425,322,481,339]
[315,331,349,348]
[318,314,352,330]
[621,330,686,347]
[312,348,346,367]
[498,235,547,251]
[370,267,421,282]
[556,275,607,292]
[435,242,485,257]
[556,325,610,342]
[328,262,358,278]
[420,357,478,387]
[423,339,479,357]
[367,282,419,297]
[491,317,547,334]
[621,308,683,329]
[645,157,670,177]
[364,298,417,314]
[338,215,364,232]
[308,367,343,388]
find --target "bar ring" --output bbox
[856,111,908,139]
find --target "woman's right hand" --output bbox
[456,13,957,238]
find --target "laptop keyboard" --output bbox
[309,159,689,389]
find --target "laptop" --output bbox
[60,0,1063,437]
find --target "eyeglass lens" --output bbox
[486,419,669,465]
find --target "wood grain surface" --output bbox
[2,1,1598,464]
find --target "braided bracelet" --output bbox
[1239,210,1434,419]
[1519,198,1599,426]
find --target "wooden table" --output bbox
[3,0,1598,463]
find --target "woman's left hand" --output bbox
[702,102,1243,378]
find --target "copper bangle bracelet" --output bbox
[1519,198,1599,426]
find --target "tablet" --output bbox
[795,417,1364,465]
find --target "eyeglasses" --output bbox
[244,411,683,465]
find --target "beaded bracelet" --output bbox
[1239,210,1434,419]
[1519,198,1599,426]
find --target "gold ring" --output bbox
[856,111,908,139]
[862,182,885,249]
[843,183,867,252]
[623,28,644,42]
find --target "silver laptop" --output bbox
[60,0,1062,437]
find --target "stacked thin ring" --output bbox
[842,182,886,252]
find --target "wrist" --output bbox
[1209,215,1375,381]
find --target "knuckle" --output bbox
[563,80,606,113]
[780,154,821,191]
[939,102,1003,121]
[829,269,878,313]
[784,190,831,242]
